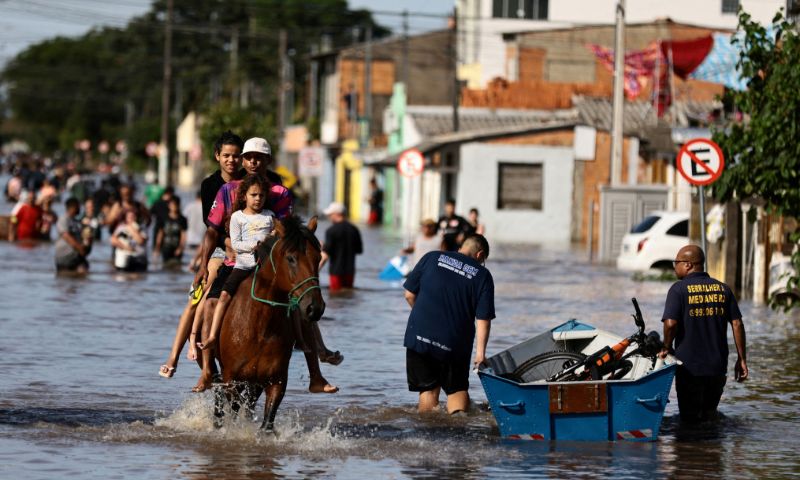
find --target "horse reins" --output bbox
[250,238,320,317]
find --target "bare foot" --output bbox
[192,375,212,393]
[197,338,215,351]
[309,377,339,394]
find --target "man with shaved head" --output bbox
[660,244,748,423]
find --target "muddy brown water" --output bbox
[1,191,798,479]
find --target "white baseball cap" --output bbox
[323,201,345,215]
[242,137,271,156]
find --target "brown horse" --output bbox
[214,215,325,431]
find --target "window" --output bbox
[789,0,800,19]
[497,163,543,210]
[666,220,689,237]
[492,0,548,20]
[630,215,660,234]
[722,0,739,14]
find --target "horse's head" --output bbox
[255,215,325,323]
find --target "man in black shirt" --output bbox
[660,245,748,423]
[150,185,175,249]
[438,198,474,252]
[320,202,363,292]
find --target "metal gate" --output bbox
[598,185,669,262]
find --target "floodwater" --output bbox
[1,192,798,479]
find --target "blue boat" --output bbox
[478,309,677,442]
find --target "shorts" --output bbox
[406,348,469,395]
[675,365,727,423]
[329,274,354,291]
[210,247,226,260]
[207,264,234,299]
[55,251,88,272]
[161,246,182,263]
[222,267,254,297]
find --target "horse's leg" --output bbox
[213,382,232,428]
[244,383,261,419]
[260,379,286,432]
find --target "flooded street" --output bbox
[1,198,799,479]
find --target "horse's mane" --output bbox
[255,215,320,264]
[281,215,321,252]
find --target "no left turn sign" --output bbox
[676,138,725,186]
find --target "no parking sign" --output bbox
[676,139,725,186]
[675,138,725,261]
[397,149,424,178]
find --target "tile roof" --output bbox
[572,96,723,135]
[372,98,722,165]
[406,105,578,138]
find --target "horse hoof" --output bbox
[259,424,278,437]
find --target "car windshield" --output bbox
[630,215,660,233]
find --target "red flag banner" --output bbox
[659,35,714,79]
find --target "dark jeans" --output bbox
[675,365,727,423]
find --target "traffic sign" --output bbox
[298,147,324,177]
[397,148,424,177]
[676,138,725,186]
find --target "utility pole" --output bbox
[402,10,409,87]
[308,44,318,122]
[452,5,460,132]
[159,0,173,187]
[277,29,288,168]
[231,27,240,105]
[610,0,625,186]
[364,24,372,146]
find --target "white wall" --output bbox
[459,0,784,86]
[457,142,574,244]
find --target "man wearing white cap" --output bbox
[320,201,363,292]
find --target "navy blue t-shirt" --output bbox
[403,251,495,362]
[662,272,742,376]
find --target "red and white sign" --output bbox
[298,147,324,177]
[676,138,725,186]
[397,148,424,178]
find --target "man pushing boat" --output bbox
[402,234,495,414]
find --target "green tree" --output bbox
[713,10,800,310]
[1,0,388,164]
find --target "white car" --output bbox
[616,211,690,271]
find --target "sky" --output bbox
[0,0,453,68]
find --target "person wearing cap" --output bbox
[320,202,363,292]
[401,218,444,269]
